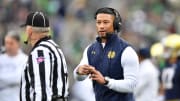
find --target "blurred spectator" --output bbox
[134,48,159,101]
[0,31,27,101]
[161,45,180,100]
[70,78,95,101]
[0,0,179,68]
[173,51,180,100]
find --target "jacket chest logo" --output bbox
[108,51,116,59]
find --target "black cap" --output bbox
[21,11,49,27]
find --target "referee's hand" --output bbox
[77,65,95,75]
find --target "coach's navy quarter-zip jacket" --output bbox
[87,34,133,101]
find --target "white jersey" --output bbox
[134,59,159,101]
[71,78,95,101]
[0,50,27,101]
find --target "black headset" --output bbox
[94,7,122,32]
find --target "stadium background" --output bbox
[0,0,180,98]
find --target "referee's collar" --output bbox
[32,36,51,51]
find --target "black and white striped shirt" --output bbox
[20,36,69,101]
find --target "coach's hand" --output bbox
[77,65,95,75]
[90,69,106,85]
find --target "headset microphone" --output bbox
[105,32,113,38]
[24,40,28,44]
[24,36,29,44]
[97,32,114,42]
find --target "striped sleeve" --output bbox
[31,47,52,101]
[20,46,53,101]
[58,49,69,97]
[40,40,69,98]
[20,66,31,101]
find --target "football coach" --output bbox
[20,11,69,101]
[74,7,139,101]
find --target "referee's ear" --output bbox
[26,26,33,37]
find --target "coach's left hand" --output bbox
[90,69,106,85]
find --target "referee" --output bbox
[20,12,69,101]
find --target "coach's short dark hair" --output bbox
[94,7,116,19]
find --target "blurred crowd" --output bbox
[0,0,180,101]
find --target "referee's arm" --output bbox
[20,46,52,101]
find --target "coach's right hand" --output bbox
[77,65,95,75]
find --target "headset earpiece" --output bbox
[111,8,122,32]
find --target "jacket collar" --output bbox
[96,33,118,45]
